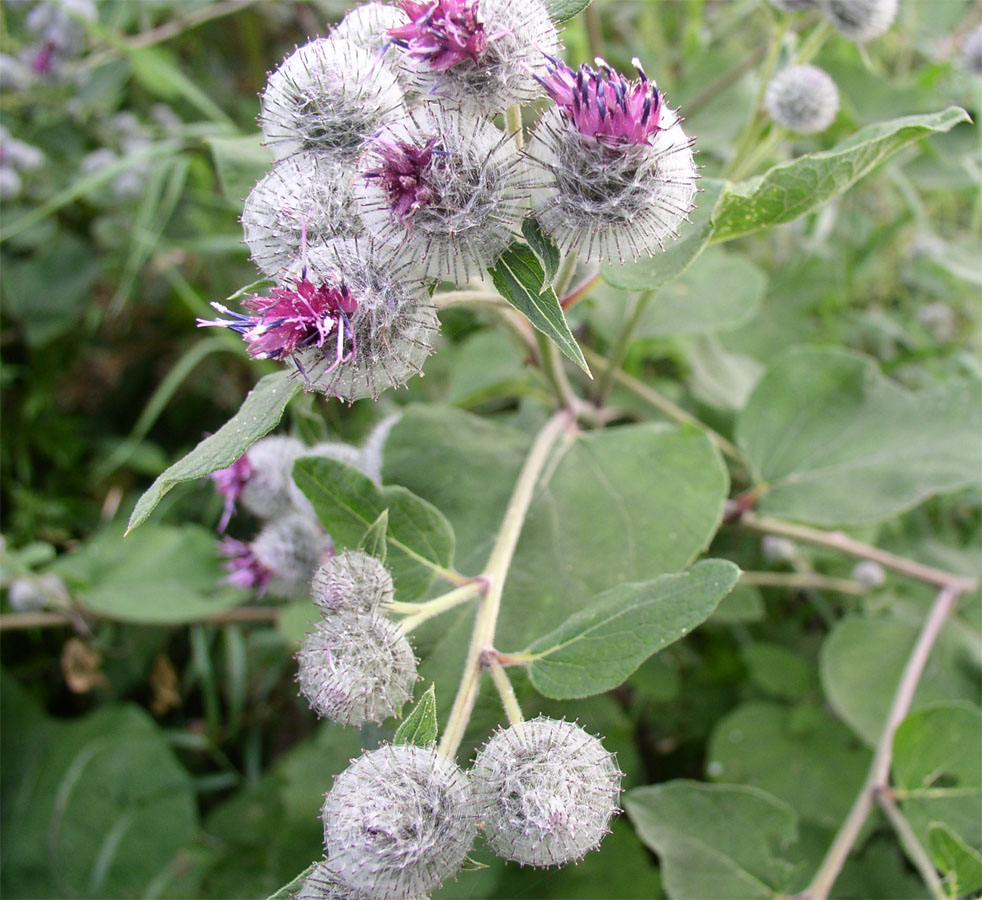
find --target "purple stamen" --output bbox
[210,455,253,532]
[219,537,272,596]
[388,0,487,71]
[364,135,443,225]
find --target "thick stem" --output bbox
[485,652,524,726]
[737,511,978,592]
[394,581,486,635]
[876,790,947,900]
[805,585,960,900]
[740,570,865,595]
[438,410,574,759]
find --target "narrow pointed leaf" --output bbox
[394,684,438,746]
[522,216,560,281]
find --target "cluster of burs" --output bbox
[225,0,702,404]
[211,433,623,900]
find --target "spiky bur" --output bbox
[311,549,395,614]
[764,64,839,134]
[820,0,898,42]
[387,0,559,115]
[210,435,306,530]
[297,611,417,725]
[358,107,529,281]
[526,57,698,263]
[220,512,330,599]
[470,717,623,867]
[331,3,414,92]
[962,26,982,76]
[260,38,405,163]
[241,153,361,277]
[322,744,476,899]
[296,861,377,900]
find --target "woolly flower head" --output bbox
[527,57,698,262]
[470,717,622,867]
[297,611,417,725]
[241,152,361,277]
[820,0,898,42]
[331,4,412,88]
[210,435,306,530]
[322,743,476,899]
[260,38,405,162]
[388,0,559,114]
[358,106,528,280]
[311,549,394,613]
[961,26,982,76]
[199,239,437,401]
[220,512,329,598]
[765,64,839,134]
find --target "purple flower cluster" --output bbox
[388,0,487,70]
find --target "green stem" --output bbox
[505,105,525,150]
[438,410,574,759]
[486,653,524,725]
[394,581,486,635]
[536,331,580,413]
[594,289,655,405]
[740,570,865,595]
[432,290,507,309]
[876,790,947,900]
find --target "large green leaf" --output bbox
[522,560,739,699]
[0,697,197,900]
[292,456,455,602]
[706,701,870,830]
[736,348,982,525]
[51,523,248,624]
[489,241,589,373]
[929,823,982,899]
[893,703,982,865]
[127,371,300,533]
[625,781,803,899]
[820,615,980,747]
[711,107,970,243]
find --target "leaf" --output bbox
[521,216,560,281]
[489,241,590,374]
[601,179,725,292]
[736,348,982,525]
[206,133,274,206]
[52,524,248,624]
[394,684,438,746]
[820,616,979,747]
[127,371,300,533]
[359,510,389,566]
[711,107,971,243]
[265,863,317,900]
[522,560,739,699]
[292,457,455,602]
[543,0,591,22]
[740,643,816,702]
[625,781,804,899]
[893,703,982,862]
[929,823,982,898]
[706,701,870,830]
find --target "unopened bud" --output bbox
[765,65,839,134]
[311,549,394,614]
[852,560,886,589]
[820,0,898,42]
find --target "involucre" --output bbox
[765,64,840,134]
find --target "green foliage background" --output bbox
[1,1,979,898]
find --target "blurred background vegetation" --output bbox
[1,0,979,897]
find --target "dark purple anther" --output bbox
[364,136,442,225]
[389,0,486,71]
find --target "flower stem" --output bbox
[594,289,655,405]
[438,410,574,759]
[740,570,866,595]
[804,584,961,900]
[394,581,486,635]
[505,105,525,150]
[485,652,524,725]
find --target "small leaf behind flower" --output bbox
[359,510,389,566]
[522,217,560,281]
[394,684,438,747]
[489,241,590,374]
[544,0,592,22]
[520,559,740,699]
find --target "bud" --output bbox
[961,26,982,76]
[221,512,329,598]
[852,560,886,589]
[358,106,529,281]
[388,0,560,115]
[8,574,68,612]
[765,64,839,134]
[322,743,475,899]
[820,0,898,42]
[527,57,698,263]
[260,38,405,163]
[297,612,416,725]
[470,717,622,867]
[311,549,394,614]
[331,3,412,92]
[761,535,797,563]
[241,152,361,277]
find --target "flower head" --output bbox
[311,549,394,613]
[820,0,898,42]
[322,743,476,899]
[527,59,698,263]
[358,107,529,280]
[297,611,417,725]
[210,454,253,532]
[470,717,623,867]
[260,38,405,162]
[389,0,559,115]
[765,64,839,134]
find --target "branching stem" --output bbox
[740,570,865,595]
[484,651,524,726]
[394,581,487,635]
